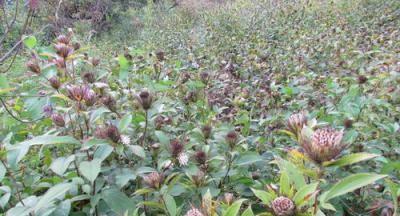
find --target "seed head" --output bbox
[155,50,165,61]
[271,196,295,216]
[343,118,353,129]
[51,113,65,127]
[91,58,100,67]
[184,207,204,216]
[300,127,345,163]
[95,125,120,143]
[178,152,189,166]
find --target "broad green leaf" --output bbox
[50,155,75,176]
[293,183,319,207]
[386,179,398,215]
[223,199,246,216]
[276,159,306,188]
[163,193,177,216]
[94,144,113,161]
[279,171,290,196]
[118,55,129,80]
[34,183,72,212]
[323,153,379,167]
[155,131,170,145]
[23,35,37,49]
[9,135,80,150]
[119,114,132,132]
[235,152,263,166]
[0,186,11,209]
[102,188,136,215]
[79,159,102,183]
[0,75,13,95]
[321,173,387,203]
[241,206,254,216]
[0,162,6,181]
[129,145,146,158]
[251,188,274,204]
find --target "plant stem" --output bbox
[141,110,149,147]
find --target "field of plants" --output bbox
[0,0,399,215]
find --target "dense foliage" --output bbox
[0,0,399,215]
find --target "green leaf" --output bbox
[155,131,170,145]
[276,159,306,189]
[323,153,379,167]
[79,159,102,183]
[386,179,399,215]
[94,144,113,161]
[102,188,136,215]
[129,145,146,158]
[119,114,132,132]
[50,155,75,176]
[34,183,72,213]
[223,199,246,216]
[279,171,290,196]
[0,162,6,181]
[251,188,274,205]
[235,152,263,166]
[118,55,129,80]
[0,75,13,95]
[241,206,254,216]
[320,173,387,204]
[163,193,177,216]
[23,35,37,49]
[9,135,80,149]
[293,183,319,207]
[0,186,11,208]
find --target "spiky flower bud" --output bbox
[53,57,66,68]
[137,90,153,110]
[27,59,41,74]
[91,58,100,67]
[51,113,65,127]
[67,85,89,102]
[201,125,212,139]
[43,105,53,117]
[55,43,73,58]
[226,131,238,148]
[143,172,164,189]
[183,91,197,104]
[101,95,117,112]
[380,207,394,216]
[73,42,80,50]
[194,151,207,165]
[300,127,345,163]
[49,76,61,90]
[200,71,210,84]
[83,90,96,107]
[358,75,368,84]
[184,207,204,216]
[343,118,353,129]
[224,193,234,205]
[156,50,165,61]
[56,35,70,45]
[271,196,295,216]
[287,111,307,137]
[95,125,120,143]
[83,72,96,83]
[170,139,184,158]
